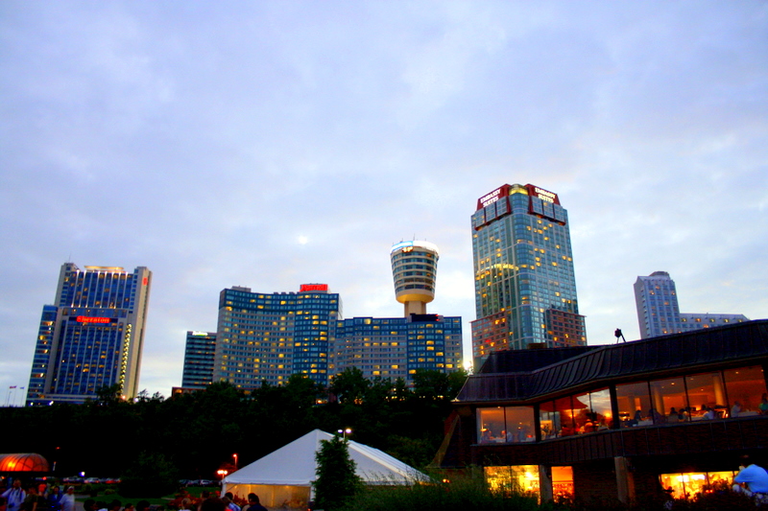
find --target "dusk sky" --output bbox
[2,1,766,402]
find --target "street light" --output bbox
[337,428,352,440]
[232,453,238,469]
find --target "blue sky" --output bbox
[1,1,766,401]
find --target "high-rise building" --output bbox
[471,184,586,366]
[390,240,439,316]
[634,271,749,338]
[213,284,341,388]
[26,263,151,405]
[182,331,217,388]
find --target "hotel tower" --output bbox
[26,263,151,405]
[471,184,586,366]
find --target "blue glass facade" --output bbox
[214,286,341,388]
[471,184,586,365]
[26,263,151,405]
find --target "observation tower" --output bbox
[390,240,439,316]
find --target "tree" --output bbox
[330,367,370,404]
[119,451,179,497]
[313,435,363,510]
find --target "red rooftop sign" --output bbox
[300,284,329,292]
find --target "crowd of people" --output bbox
[0,482,270,511]
[1,480,76,511]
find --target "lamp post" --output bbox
[232,453,238,469]
[337,428,352,440]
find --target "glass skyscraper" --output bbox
[26,263,152,405]
[471,184,586,366]
[634,271,748,338]
[182,331,217,388]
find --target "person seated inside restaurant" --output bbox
[668,408,679,423]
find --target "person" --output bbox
[47,487,63,511]
[667,408,679,423]
[22,486,45,511]
[733,457,768,500]
[703,406,716,420]
[2,480,25,511]
[759,394,768,415]
[59,488,74,511]
[243,495,266,511]
[222,494,239,511]
[731,401,742,418]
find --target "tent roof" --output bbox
[222,429,427,487]
[0,453,49,472]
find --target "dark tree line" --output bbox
[0,369,467,481]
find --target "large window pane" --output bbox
[478,407,505,444]
[555,396,575,437]
[552,466,574,501]
[617,381,653,427]
[478,406,536,443]
[485,465,540,495]
[724,366,767,417]
[539,401,558,439]
[650,377,687,424]
[589,388,613,429]
[504,406,535,443]
[687,372,727,419]
[573,388,611,433]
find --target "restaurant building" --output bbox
[432,320,768,504]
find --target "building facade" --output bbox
[26,263,151,405]
[634,271,749,339]
[182,331,217,388]
[335,314,463,382]
[211,284,463,389]
[433,320,768,505]
[213,284,341,388]
[471,184,586,366]
[390,240,439,316]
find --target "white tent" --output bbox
[222,429,427,509]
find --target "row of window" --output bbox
[477,365,767,444]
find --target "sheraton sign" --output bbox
[75,316,111,324]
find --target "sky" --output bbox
[1,1,767,402]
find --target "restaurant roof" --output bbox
[457,319,768,403]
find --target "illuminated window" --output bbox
[484,465,539,496]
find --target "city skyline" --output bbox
[2,2,767,398]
